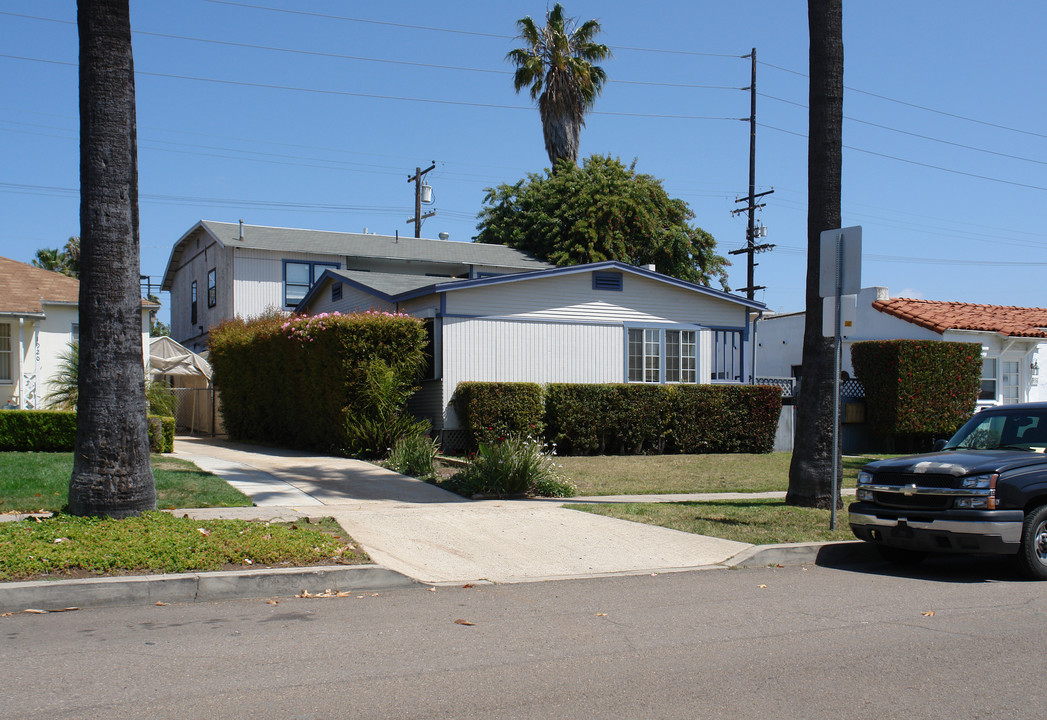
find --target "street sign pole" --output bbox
[820,225,862,530]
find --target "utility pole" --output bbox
[729,48,774,301]
[406,162,436,238]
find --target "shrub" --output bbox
[671,385,782,453]
[209,311,427,456]
[0,410,174,453]
[851,340,981,449]
[443,436,575,498]
[385,433,440,480]
[146,380,177,418]
[453,382,545,450]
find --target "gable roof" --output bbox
[162,221,553,291]
[0,256,159,318]
[873,297,1047,338]
[304,260,765,311]
[0,256,81,316]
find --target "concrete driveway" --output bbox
[173,436,753,585]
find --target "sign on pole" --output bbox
[818,226,862,530]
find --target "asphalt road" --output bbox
[3,557,1044,719]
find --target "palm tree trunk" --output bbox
[787,0,843,508]
[69,0,155,518]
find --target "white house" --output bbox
[297,260,765,449]
[0,256,155,409]
[756,286,1047,406]
[160,221,555,352]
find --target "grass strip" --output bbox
[0,512,369,582]
[565,497,858,545]
[556,453,886,496]
[0,453,252,513]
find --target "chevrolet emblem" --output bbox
[901,484,918,497]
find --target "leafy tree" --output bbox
[69,0,155,518]
[475,154,729,288]
[507,3,610,170]
[31,237,81,278]
[787,0,844,509]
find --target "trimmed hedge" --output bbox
[209,311,427,456]
[851,339,981,441]
[0,410,175,453]
[453,382,545,448]
[461,382,782,455]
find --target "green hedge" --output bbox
[209,311,427,456]
[461,382,782,455]
[453,382,545,448]
[851,339,981,441]
[0,410,174,453]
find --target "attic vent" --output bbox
[331,282,343,302]
[592,271,623,291]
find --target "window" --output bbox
[980,357,997,401]
[1001,360,1020,403]
[0,323,10,382]
[628,328,697,384]
[71,324,79,343]
[190,280,198,326]
[593,271,623,291]
[284,261,339,307]
[207,268,216,308]
[711,330,742,382]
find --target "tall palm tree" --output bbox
[787,0,844,508]
[69,0,155,518]
[507,4,610,171]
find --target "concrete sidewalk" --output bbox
[0,437,874,611]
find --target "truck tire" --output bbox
[876,545,927,566]
[1016,504,1047,581]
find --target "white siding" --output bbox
[308,280,395,315]
[441,317,622,428]
[445,271,747,328]
[232,249,345,320]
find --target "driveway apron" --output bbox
[173,437,752,585]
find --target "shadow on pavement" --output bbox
[815,542,1028,584]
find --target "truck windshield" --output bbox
[946,410,1047,451]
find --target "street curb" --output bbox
[726,540,881,568]
[0,565,419,613]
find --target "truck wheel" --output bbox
[1017,504,1047,580]
[876,545,926,566]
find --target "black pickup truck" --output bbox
[849,402,1047,579]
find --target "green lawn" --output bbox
[556,452,886,496]
[567,497,858,545]
[0,452,252,513]
[0,452,367,582]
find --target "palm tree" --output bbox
[787,0,844,509]
[507,4,610,171]
[69,0,155,518]
[44,343,79,411]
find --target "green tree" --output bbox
[31,237,81,278]
[787,0,844,509]
[69,0,155,518]
[44,342,79,411]
[507,3,610,170]
[475,154,729,288]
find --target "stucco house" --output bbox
[160,221,554,352]
[0,256,155,409]
[756,286,1047,407]
[297,260,765,449]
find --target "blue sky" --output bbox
[3,1,1046,325]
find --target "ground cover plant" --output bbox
[0,513,367,581]
[556,453,884,496]
[435,436,576,498]
[566,497,858,544]
[0,453,252,513]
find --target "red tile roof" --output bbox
[0,256,159,316]
[873,297,1047,338]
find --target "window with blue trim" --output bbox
[284,261,339,306]
[711,330,742,382]
[627,328,697,383]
